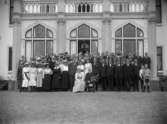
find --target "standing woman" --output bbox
[84,59,92,75]
[36,64,44,91]
[22,63,30,91]
[52,61,61,91]
[59,59,69,91]
[29,63,38,91]
[43,64,53,91]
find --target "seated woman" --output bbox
[72,67,85,93]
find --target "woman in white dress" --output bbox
[22,63,30,88]
[73,62,86,93]
[36,64,44,89]
[84,59,92,75]
[29,63,38,89]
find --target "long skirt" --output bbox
[73,80,85,93]
[52,70,61,90]
[43,74,51,91]
[61,71,69,90]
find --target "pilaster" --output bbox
[147,20,157,80]
[56,18,66,53]
[11,0,22,90]
[102,17,112,53]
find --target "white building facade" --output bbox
[0,0,166,90]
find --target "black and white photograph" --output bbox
[0,0,167,124]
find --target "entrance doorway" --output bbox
[69,24,98,55]
[78,40,90,54]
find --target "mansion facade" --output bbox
[0,0,166,90]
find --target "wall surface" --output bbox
[0,1,13,80]
[156,0,167,71]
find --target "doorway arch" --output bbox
[69,24,98,55]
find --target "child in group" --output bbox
[144,64,151,92]
[139,65,145,92]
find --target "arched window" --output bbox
[115,23,144,56]
[46,4,49,13]
[78,4,81,12]
[77,3,92,13]
[25,24,53,61]
[69,24,98,55]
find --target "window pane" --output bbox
[33,24,45,38]
[91,40,98,55]
[137,39,144,56]
[157,46,163,70]
[110,3,114,12]
[70,40,77,55]
[115,28,122,37]
[33,40,45,57]
[91,29,98,38]
[78,24,90,38]
[137,28,144,37]
[123,39,136,56]
[123,23,136,37]
[115,39,122,55]
[46,29,53,38]
[8,47,12,71]
[25,29,32,38]
[26,40,32,62]
[70,29,77,38]
[46,40,53,56]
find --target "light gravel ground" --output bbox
[0,91,167,124]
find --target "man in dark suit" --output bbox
[68,59,77,91]
[106,57,114,91]
[143,53,151,69]
[100,59,107,91]
[123,60,131,91]
[92,57,100,91]
[133,60,140,91]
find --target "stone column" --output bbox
[56,18,66,53]
[102,18,112,53]
[147,20,157,80]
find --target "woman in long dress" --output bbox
[73,65,86,93]
[36,64,44,91]
[29,63,38,91]
[43,64,53,91]
[52,62,61,91]
[22,63,30,91]
[84,59,92,75]
[59,60,69,91]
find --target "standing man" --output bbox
[143,53,151,69]
[68,58,77,91]
[100,59,107,91]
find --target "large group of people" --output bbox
[17,52,151,93]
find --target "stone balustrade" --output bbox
[22,0,148,14]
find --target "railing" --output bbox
[110,2,148,13]
[22,0,148,15]
[23,0,58,14]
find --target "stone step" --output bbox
[0,80,8,90]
